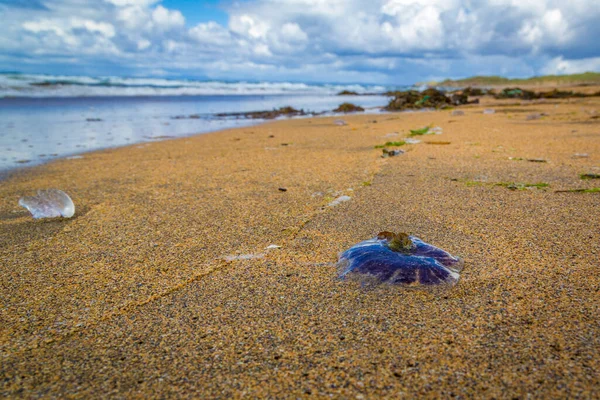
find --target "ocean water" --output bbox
[0,73,397,173]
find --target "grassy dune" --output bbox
[435,71,600,87]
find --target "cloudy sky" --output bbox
[1,0,599,84]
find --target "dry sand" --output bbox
[1,93,599,398]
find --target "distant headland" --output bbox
[424,71,600,87]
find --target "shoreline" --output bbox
[0,94,389,173]
[1,92,598,397]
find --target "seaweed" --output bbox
[374,141,406,149]
[216,107,309,119]
[580,173,600,180]
[337,90,359,95]
[409,126,431,136]
[494,87,599,100]
[384,88,469,111]
[333,103,365,113]
[496,182,549,190]
[556,187,600,193]
[461,87,484,96]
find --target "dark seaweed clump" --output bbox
[216,107,310,119]
[461,87,485,96]
[494,87,600,100]
[334,103,365,113]
[384,88,474,111]
[337,90,359,96]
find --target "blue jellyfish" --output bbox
[337,232,463,286]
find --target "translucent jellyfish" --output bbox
[337,232,463,286]
[19,189,75,219]
[328,195,351,207]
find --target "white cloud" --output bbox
[1,0,599,83]
[189,22,232,46]
[105,0,159,6]
[137,39,151,50]
[280,23,307,43]
[229,14,270,39]
[542,56,600,75]
[70,18,116,37]
[151,5,185,30]
[116,6,151,30]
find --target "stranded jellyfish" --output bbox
[337,231,463,286]
[19,189,75,219]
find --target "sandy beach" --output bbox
[1,92,599,398]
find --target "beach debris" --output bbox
[451,110,465,116]
[382,149,404,157]
[496,182,549,191]
[66,155,84,160]
[555,187,600,193]
[580,173,600,179]
[19,189,75,219]
[337,232,463,286]
[526,113,548,120]
[527,158,548,163]
[409,126,430,136]
[405,138,421,144]
[408,125,442,136]
[483,109,496,114]
[334,119,347,126]
[278,187,288,192]
[374,141,405,149]
[333,103,365,113]
[425,141,451,145]
[572,153,589,158]
[328,195,351,207]
[265,244,281,250]
[224,253,265,262]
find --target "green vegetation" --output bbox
[462,180,550,190]
[409,126,431,136]
[557,187,600,193]
[496,182,550,190]
[464,180,484,187]
[374,141,406,149]
[436,72,600,87]
[580,173,600,180]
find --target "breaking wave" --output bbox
[0,73,392,98]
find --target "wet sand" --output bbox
[1,92,599,398]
